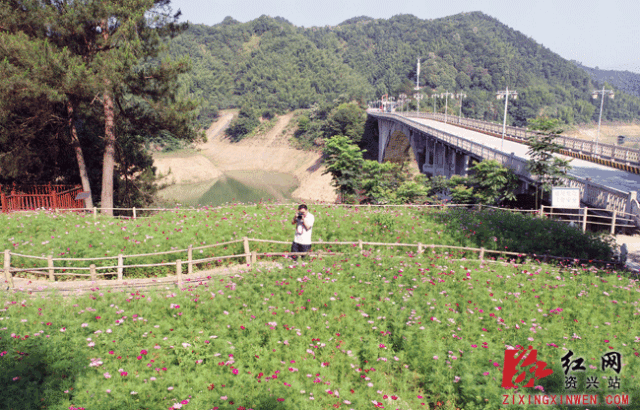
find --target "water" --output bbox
[158,170,298,207]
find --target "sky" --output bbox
[169,0,640,74]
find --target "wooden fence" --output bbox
[19,202,637,235]
[0,184,84,213]
[541,205,638,234]
[2,234,625,289]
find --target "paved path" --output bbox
[4,262,285,296]
[409,117,640,193]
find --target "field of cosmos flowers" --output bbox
[0,204,637,410]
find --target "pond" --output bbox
[157,170,299,207]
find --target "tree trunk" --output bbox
[101,86,116,216]
[66,101,93,209]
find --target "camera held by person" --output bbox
[290,204,314,262]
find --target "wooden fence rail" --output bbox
[2,235,625,289]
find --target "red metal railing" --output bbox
[0,184,84,213]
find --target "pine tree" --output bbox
[0,0,201,213]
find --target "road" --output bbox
[408,117,640,193]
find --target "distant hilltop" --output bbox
[169,12,640,131]
[572,61,640,99]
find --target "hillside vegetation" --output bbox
[574,61,640,99]
[170,12,640,133]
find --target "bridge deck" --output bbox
[409,117,640,194]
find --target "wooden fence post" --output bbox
[93,207,97,219]
[418,243,423,254]
[4,250,13,288]
[610,210,617,235]
[358,239,363,250]
[133,207,137,220]
[582,207,588,233]
[187,245,193,275]
[48,255,54,281]
[90,264,97,281]
[479,247,485,261]
[251,251,257,265]
[540,205,545,219]
[176,260,183,287]
[243,237,251,265]
[117,254,123,282]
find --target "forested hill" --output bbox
[169,12,640,129]
[573,62,640,99]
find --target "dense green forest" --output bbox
[169,12,640,132]
[573,61,640,99]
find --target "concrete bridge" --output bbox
[368,110,640,228]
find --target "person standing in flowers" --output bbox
[290,204,314,261]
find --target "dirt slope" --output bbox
[563,121,640,148]
[154,111,337,203]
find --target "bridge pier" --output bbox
[455,153,470,176]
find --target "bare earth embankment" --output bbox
[563,121,640,148]
[154,111,337,204]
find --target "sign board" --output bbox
[551,187,580,208]
[75,192,91,201]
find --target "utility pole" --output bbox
[456,92,466,121]
[496,86,518,151]
[431,94,438,114]
[398,94,407,114]
[413,93,424,115]
[440,91,455,124]
[416,57,421,91]
[592,86,615,155]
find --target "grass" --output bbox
[0,204,619,281]
[1,248,638,410]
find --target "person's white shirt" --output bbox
[294,212,314,245]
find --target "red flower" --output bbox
[208,384,215,390]
[277,398,285,402]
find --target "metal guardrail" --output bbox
[404,112,640,165]
[369,112,637,220]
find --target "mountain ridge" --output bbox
[168,12,640,132]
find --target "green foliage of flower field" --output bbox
[1,250,638,410]
[0,204,617,280]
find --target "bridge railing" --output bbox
[402,112,640,166]
[375,113,533,180]
[370,112,638,224]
